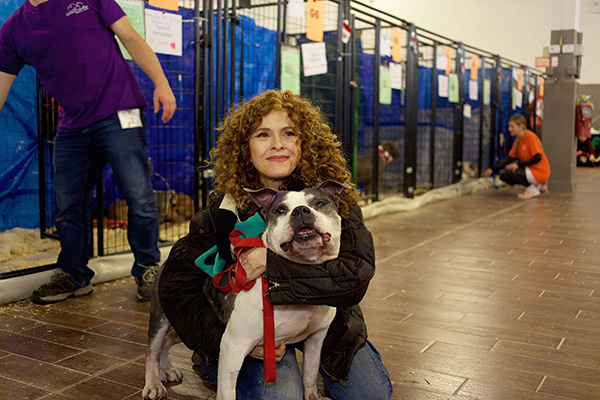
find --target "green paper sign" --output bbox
[483,78,490,106]
[448,73,459,103]
[116,0,146,61]
[380,66,392,105]
[280,46,301,95]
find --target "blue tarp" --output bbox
[0,0,39,232]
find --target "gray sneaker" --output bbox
[31,272,93,305]
[135,263,159,301]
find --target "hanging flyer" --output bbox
[280,46,301,95]
[380,35,391,57]
[149,0,178,11]
[301,41,327,77]
[469,79,478,101]
[306,0,325,42]
[116,0,145,60]
[448,73,459,103]
[392,28,402,63]
[145,8,182,56]
[389,62,402,90]
[379,66,392,105]
[463,103,472,118]
[483,78,491,105]
[438,74,449,98]
[288,0,304,18]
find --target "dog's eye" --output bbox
[276,206,286,214]
[315,201,325,207]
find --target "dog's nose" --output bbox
[291,206,310,217]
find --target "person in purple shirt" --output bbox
[0,0,177,304]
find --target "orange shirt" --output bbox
[509,130,551,183]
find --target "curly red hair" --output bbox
[210,90,359,218]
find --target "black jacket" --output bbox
[158,192,376,382]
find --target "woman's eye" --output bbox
[284,130,295,137]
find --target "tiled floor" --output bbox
[1,168,600,399]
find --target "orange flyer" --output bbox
[149,0,178,11]
[392,28,402,63]
[306,0,325,42]
[445,47,452,75]
[470,56,479,81]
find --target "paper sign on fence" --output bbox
[149,0,178,11]
[438,74,449,98]
[380,66,392,105]
[390,62,402,90]
[306,0,324,42]
[145,8,182,56]
[116,0,145,60]
[301,42,327,77]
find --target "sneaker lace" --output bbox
[141,264,159,283]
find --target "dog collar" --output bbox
[378,146,393,164]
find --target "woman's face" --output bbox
[508,121,525,137]
[249,110,300,189]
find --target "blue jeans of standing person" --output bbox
[53,112,160,287]
[198,340,393,399]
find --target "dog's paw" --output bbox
[141,381,168,400]
[161,367,183,382]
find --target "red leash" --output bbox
[213,229,277,383]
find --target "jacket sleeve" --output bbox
[518,153,542,167]
[264,205,375,308]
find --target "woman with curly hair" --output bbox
[157,89,392,399]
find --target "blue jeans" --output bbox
[199,340,392,399]
[53,112,160,287]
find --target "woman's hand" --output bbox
[506,162,519,172]
[248,341,287,362]
[484,168,493,177]
[239,247,267,281]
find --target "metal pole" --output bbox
[229,0,237,108]
[429,41,437,187]
[404,23,418,198]
[195,0,203,210]
[372,19,381,201]
[335,0,344,139]
[478,55,485,176]
[451,42,465,184]
[276,0,282,89]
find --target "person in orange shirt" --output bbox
[484,114,551,199]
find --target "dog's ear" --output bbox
[318,181,350,205]
[244,187,279,213]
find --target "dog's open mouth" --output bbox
[280,227,331,252]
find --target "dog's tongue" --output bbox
[280,228,321,252]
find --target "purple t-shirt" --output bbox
[0,0,148,132]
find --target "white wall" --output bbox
[368,0,600,84]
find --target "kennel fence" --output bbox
[31,0,546,265]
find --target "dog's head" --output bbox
[245,181,349,264]
[379,140,401,163]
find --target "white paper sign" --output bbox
[301,42,327,77]
[380,35,391,57]
[287,0,303,18]
[436,55,447,70]
[438,74,449,98]
[390,62,402,90]
[515,89,523,108]
[469,79,478,101]
[551,56,559,67]
[145,9,182,56]
[463,103,472,118]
